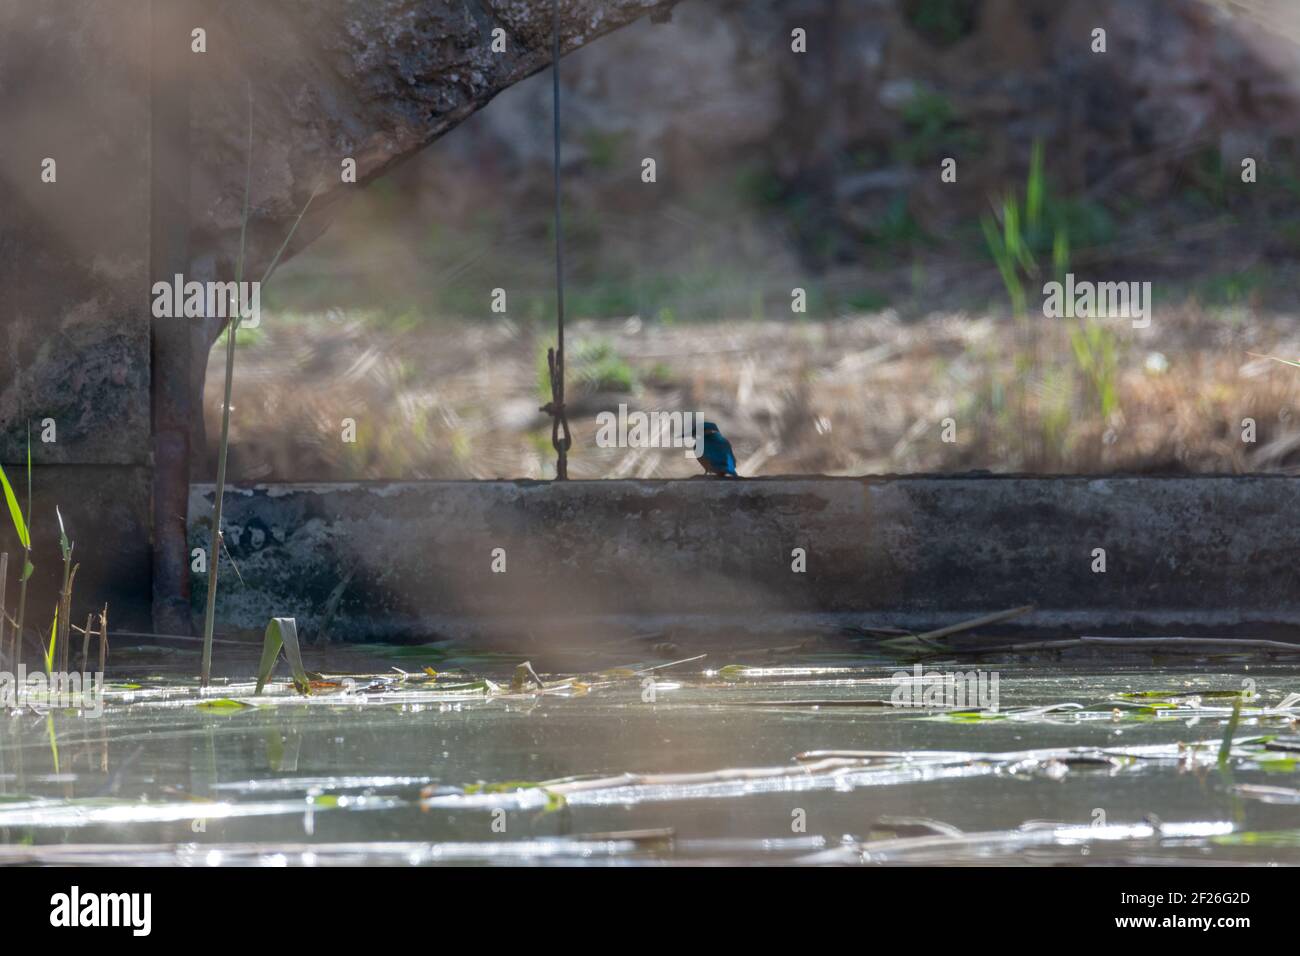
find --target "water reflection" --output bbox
[1,654,1297,864]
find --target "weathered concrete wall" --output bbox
[0,1,154,631]
[0,0,153,463]
[188,477,1300,643]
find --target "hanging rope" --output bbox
[539,0,572,479]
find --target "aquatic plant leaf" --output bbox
[197,698,254,712]
[1026,140,1045,231]
[599,667,639,679]
[55,506,70,562]
[943,709,1006,722]
[46,714,59,774]
[430,679,495,693]
[44,607,57,674]
[255,617,310,696]
[1212,829,1300,848]
[0,462,29,550]
[1218,698,1243,769]
[511,661,544,692]
[1118,689,1248,700]
[464,780,542,795]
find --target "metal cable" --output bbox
[539,0,572,479]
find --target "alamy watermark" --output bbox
[595,404,704,459]
[151,273,262,327]
[890,664,1000,712]
[0,666,105,717]
[1042,273,1151,329]
[50,886,151,936]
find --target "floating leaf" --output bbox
[464,780,541,795]
[599,667,638,680]
[1260,758,1298,773]
[1213,830,1300,848]
[944,709,1007,722]
[46,714,59,774]
[196,698,254,712]
[431,679,496,694]
[1118,689,1248,701]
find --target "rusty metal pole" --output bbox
[149,0,194,634]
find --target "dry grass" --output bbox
[204,301,1300,481]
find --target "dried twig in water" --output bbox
[634,654,706,675]
[80,612,93,674]
[53,564,77,676]
[99,604,109,675]
[511,660,547,692]
[878,605,1034,653]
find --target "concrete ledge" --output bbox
[187,477,1300,643]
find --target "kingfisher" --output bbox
[695,420,739,477]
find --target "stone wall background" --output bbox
[286,0,1300,318]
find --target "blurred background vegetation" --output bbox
[211,0,1300,480]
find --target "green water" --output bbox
[2,649,1298,865]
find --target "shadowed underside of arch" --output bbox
[0,0,681,633]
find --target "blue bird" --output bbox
[695,420,739,477]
